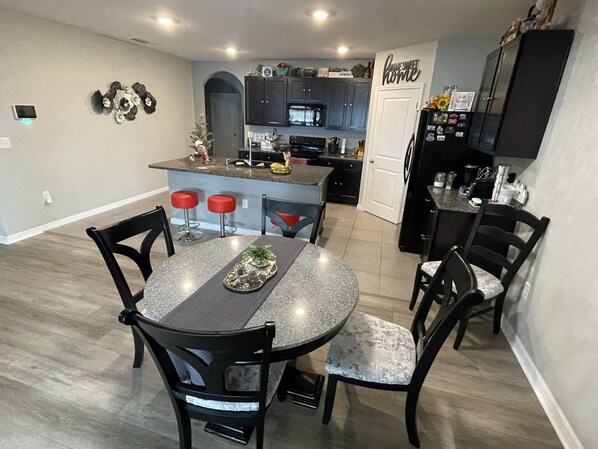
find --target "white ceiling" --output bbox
[0,0,531,60]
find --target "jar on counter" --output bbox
[445,171,457,190]
[434,172,446,188]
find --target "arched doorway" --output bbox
[204,72,244,158]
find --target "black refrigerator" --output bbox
[398,109,491,254]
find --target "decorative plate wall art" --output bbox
[91,81,157,124]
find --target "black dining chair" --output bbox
[119,309,285,449]
[261,194,325,244]
[322,246,484,447]
[408,200,550,349]
[86,205,175,367]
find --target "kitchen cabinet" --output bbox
[326,79,371,132]
[287,78,327,103]
[313,158,363,204]
[244,77,288,126]
[468,30,573,158]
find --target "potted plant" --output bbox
[243,245,276,267]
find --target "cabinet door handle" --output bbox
[483,96,493,101]
[303,88,306,92]
[344,103,347,106]
[369,159,374,163]
[261,100,264,103]
[420,234,431,241]
[308,89,311,92]
[349,103,353,107]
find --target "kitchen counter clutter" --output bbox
[427,185,479,213]
[149,157,332,234]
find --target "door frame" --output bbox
[358,83,424,221]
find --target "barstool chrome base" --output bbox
[174,228,203,242]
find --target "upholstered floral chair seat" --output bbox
[421,260,504,299]
[325,312,416,385]
[183,361,286,412]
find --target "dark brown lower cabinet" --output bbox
[312,158,363,205]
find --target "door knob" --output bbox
[369,159,374,163]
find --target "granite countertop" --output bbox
[144,236,359,353]
[149,157,334,186]
[427,185,479,214]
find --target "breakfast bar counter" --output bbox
[149,157,333,234]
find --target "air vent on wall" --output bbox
[128,37,152,44]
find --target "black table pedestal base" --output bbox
[283,366,325,410]
[204,422,253,445]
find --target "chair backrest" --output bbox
[410,247,484,386]
[86,206,175,309]
[261,194,326,244]
[463,200,550,290]
[119,309,275,416]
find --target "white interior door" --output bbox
[363,85,422,223]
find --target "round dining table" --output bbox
[144,235,360,363]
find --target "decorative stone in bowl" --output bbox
[223,260,277,293]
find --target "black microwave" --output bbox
[288,104,325,127]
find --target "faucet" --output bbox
[245,136,252,166]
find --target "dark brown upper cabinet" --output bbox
[326,78,371,132]
[287,78,327,103]
[244,77,288,126]
[468,30,574,158]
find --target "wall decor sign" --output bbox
[91,81,157,124]
[448,92,476,112]
[382,55,421,85]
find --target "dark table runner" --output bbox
[161,236,307,331]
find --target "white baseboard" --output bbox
[502,319,584,449]
[0,187,169,245]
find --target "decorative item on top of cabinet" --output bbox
[468,30,573,159]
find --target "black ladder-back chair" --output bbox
[119,309,277,449]
[322,247,484,447]
[86,206,175,367]
[409,199,550,349]
[261,194,326,244]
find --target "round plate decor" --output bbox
[223,262,277,293]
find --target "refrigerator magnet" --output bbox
[426,125,436,131]
[437,135,446,141]
[448,113,458,125]
[445,126,455,134]
[459,113,468,120]
[432,112,448,124]
[436,126,444,134]
[455,131,464,138]
[426,133,435,142]
[457,122,467,128]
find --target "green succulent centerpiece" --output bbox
[243,244,276,267]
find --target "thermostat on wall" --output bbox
[13,105,37,119]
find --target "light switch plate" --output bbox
[0,137,12,149]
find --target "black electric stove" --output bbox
[289,135,326,160]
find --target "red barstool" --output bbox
[207,194,236,238]
[171,190,203,242]
[271,213,300,228]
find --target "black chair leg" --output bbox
[255,421,264,449]
[322,375,338,425]
[405,392,421,448]
[132,328,144,368]
[174,406,192,449]
[453,310,470,350]
[493,297,505,335]
[408,265,424,311]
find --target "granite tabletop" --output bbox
[149,157,334,186]
[144,235,359,358]
[427,185,480,214]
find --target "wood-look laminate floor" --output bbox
[0,193,562,449]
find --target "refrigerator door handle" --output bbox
[403,133,415,184]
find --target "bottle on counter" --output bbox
[445,171,457,190]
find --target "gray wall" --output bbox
[0,7,194,240]
[430,39,497,96]
[499,0,597,447]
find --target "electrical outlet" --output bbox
[522,282,531,299]
[241,199,248,209]
[0,137,12,149]
[42,190,53,204]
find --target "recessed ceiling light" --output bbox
[306,9,335,21]
[157,16,177,26]
[338,46,349,54]
[226,47,238,55]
